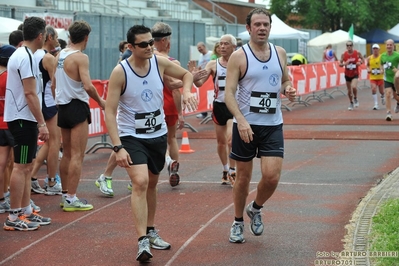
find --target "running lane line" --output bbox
[164,187,256,266]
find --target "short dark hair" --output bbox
[23,17,46,41]
[68,20,91,44]
[58,38,67,49]
[8,30,23,47]
[246,8,272,26]
[126,25,151,45]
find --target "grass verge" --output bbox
[369,198,399,266]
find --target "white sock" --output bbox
[165,155,172,166]
[372,94,378,104]
[223,164,229,172]
[66,194,77,203]
[22,204,33,216]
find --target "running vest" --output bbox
[342,50,359,77]
[55,49,89,105]
[118,55,167,138]
[368,55,383,80]
[324,49,335,62]
[213,58,227,102]
[236,43,283,126]
[35,49,56,108]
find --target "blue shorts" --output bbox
[230,123,284,162]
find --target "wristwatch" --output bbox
[113,145,124,152]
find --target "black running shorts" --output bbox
[230,123,284,162]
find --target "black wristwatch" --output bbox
[113,145,124,152]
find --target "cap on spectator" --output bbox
[372,44,380,49]
[0,45,16,58]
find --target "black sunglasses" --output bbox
[133,39,154,48]
[346,44,353,47]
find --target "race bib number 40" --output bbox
[135,109,162,134]
[250,91,277,114]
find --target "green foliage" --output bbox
[269,0,399,34]
[369,198,399,266]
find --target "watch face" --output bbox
[113,145,121,152]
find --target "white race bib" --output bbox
[135,109,162,134]
[249,91,277,114]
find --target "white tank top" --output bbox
[236,43,283,126]
[118,55,167,139]
[55,49,89,105]
[213,59,227,102]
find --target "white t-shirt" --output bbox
[4,46,42,122]
[198,51,212,69]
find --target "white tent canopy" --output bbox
[388,23,399,36]
[238,14,309,41]
[0,17,23,45]
[307,29,366,63]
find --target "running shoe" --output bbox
[45,181,62,196]
[348,103,354,111]
[147,229,171,250]
[228,171,236,187]
[30,199,41,213]
[354,98,359,108]
[381,96,385,105]
[246,201,264,236]
[25,212,51,225]
[63,198,93,212]
[136,238,153,262]
[3,215,40,231]
[127,182,132,191]
[43,174,61,189]
[168,160,180,187]
[229,222,245,243]
[0,200,10,214]
[373,104,379,110]
[95,174,114,197]
[221,171,229,185]
[386,112,393,121]
[60,195,67,208]
[395,104,399,113]
[31,179,45,194]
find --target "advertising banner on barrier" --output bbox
[89,80,108,137]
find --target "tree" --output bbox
[269,0,399,34]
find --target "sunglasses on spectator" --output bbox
[346,44,353,47]
[133,39,154,48]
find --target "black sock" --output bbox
[31,177,37,181]
[146,226,155,234]
[234,217,244,222]
[252,201,263,210]
[0,197,4,202]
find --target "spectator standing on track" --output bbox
[366,44,385,110]
[3,17,51,231]
[339,40,364,111]
[210,42,221,60]
[105,25,197,262]
[193,41,212,119]
[54,20,105,212]
[189,34,237,186]
[31,25,62,196]
[224,8,296,244]
[380,39,399,121]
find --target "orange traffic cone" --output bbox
[179,131,195,153]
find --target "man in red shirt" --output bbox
[340,40,364,110]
